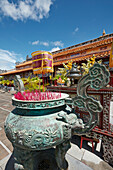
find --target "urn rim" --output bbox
[12,93,69,109]
[12,92,69,103]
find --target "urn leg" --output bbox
[55,140,71,170]
[13,147,60,170]
[13,146,34,170]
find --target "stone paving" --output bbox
[0,91,14,169]
[0,91,113,170]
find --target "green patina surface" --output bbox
[4,63,110,170]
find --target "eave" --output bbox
[53,50,110,66]
[53,37,112,58]
[16,60,32,68]
[0,67,33,76]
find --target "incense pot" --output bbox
[67,63,81,86]
[4,63,110,170]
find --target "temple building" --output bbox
[1,30,113,85]
[1,31,113,165]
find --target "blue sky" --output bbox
[0,0,113,70]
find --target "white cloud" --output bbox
[51,41,64,47]
[0,0,53,21]
[0,49,21,70]
[31,40,64,48]
[20,57,24,62]
[50,47,60,52]
[40,41,49,46]
[0,49,16,63]
[0,60,15,70]
[73,27,79,34]
[32,40,39,45]
[75,27,79,32]
[32,40,49,46]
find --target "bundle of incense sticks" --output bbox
[14,91,61,101]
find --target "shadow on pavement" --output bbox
[5,153,14,170]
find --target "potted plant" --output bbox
[21,75,45,92]
[53,60,73,86]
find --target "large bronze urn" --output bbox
[4,63,110,170]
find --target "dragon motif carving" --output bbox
[5,122,62,150]
[56,111,84,130]
[73,63,110,133]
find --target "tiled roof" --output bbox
[0,67,33,76]
[16,60,32,68]
[53,37,112,58]
[53,50,110,66]
[52,33,113,56]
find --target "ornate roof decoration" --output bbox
[53,37,112,58]
[103,29,106,36]
[53,51,110,66]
